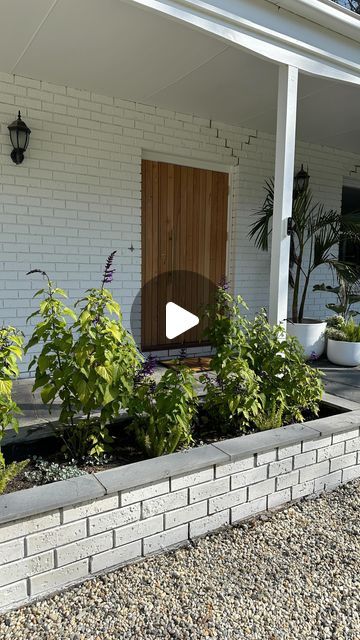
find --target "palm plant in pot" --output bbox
[249,178,360,358]
[315,271,360,366]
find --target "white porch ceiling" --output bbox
[0,0,359,155]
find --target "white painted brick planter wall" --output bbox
[0,406,360,613]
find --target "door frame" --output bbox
[141,150,235,290]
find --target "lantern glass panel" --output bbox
[9,128,17,149]
[19,129,28,151]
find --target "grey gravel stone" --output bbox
[0,480,359,639]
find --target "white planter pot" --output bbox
[327,338,360,367]
[286,319,326,359]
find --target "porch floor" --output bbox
[4,359,360,446]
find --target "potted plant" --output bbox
[314,269,360,366]
[326,316,360,366]
[249,179,360,358]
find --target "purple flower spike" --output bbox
[218,275,229,291]
[142,354,158,376]
[134,354,158,386]
[101,251,117,289]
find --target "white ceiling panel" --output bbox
[13,0,227,100]
[144,46,279,128]
[0,0,55,71]
[296,75,360,154]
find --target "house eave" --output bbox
[131,0,360,84]
[267,0,360,44]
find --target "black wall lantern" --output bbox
[293,163,310,197]
[8,111,31,165]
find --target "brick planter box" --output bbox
[1,394,360,613]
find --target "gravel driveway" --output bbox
[1,480,359,640]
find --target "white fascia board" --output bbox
[128,0,360,84]
[266,0,360,43]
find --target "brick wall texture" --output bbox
[0,424,359,612]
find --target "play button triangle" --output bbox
[166,302,199,340]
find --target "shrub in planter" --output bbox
[201,357,263,434]
[326,316,360,367]
[0,326,28,494]
[242,310,324,424]
[203,279,247,352]
[26,253,142,459]
[128,359,198,457]
[203,285,324,430]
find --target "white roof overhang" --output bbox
[0,0,359,154]
[130,0,360,84]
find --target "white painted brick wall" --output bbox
[0,581,28,609]
[231,465,267,489]
[189,476,229,503]
[232,497,267,523]
[165,501,208,530]
[0,551,53,587]
[62,495,119,523]
[0,511,60,544]
[88,503,140,536]
[121,479,169,506]
[30,559,89,597]
[114,515,163,547]
[91,541,141,573]
[1,74,360,373]
[56,531,113,567]
[299,460,330,482]
[0,538,24,565]
[215,456,254,478]
[0,421,359,613]
[189,510,229,538]
[26,520,86,555]
[143,525,189,556]
[142,489,188,518]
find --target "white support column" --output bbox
[269,65,298,326]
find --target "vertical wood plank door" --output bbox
[141,159,228,350]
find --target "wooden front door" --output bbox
[141,159,228,350]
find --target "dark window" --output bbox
[339,185,360,265]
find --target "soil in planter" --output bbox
[1,401,348,495]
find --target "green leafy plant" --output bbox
[0,326,24,448]
[326,316,360,342]
[200,358,262,434]
[249,180,360,323]
[203,285,324,430]
[129,360,198,457]
[242,310,324,424]
[202,279,248,352]
[26,253,142,459]
[0,325,29,494]
[23,457,86,485]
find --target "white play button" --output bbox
[166,302,199,340]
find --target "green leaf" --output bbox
[0,380,11,396]
[95,366,112,383]
[103,386,117,405]
[40,384,57,404]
